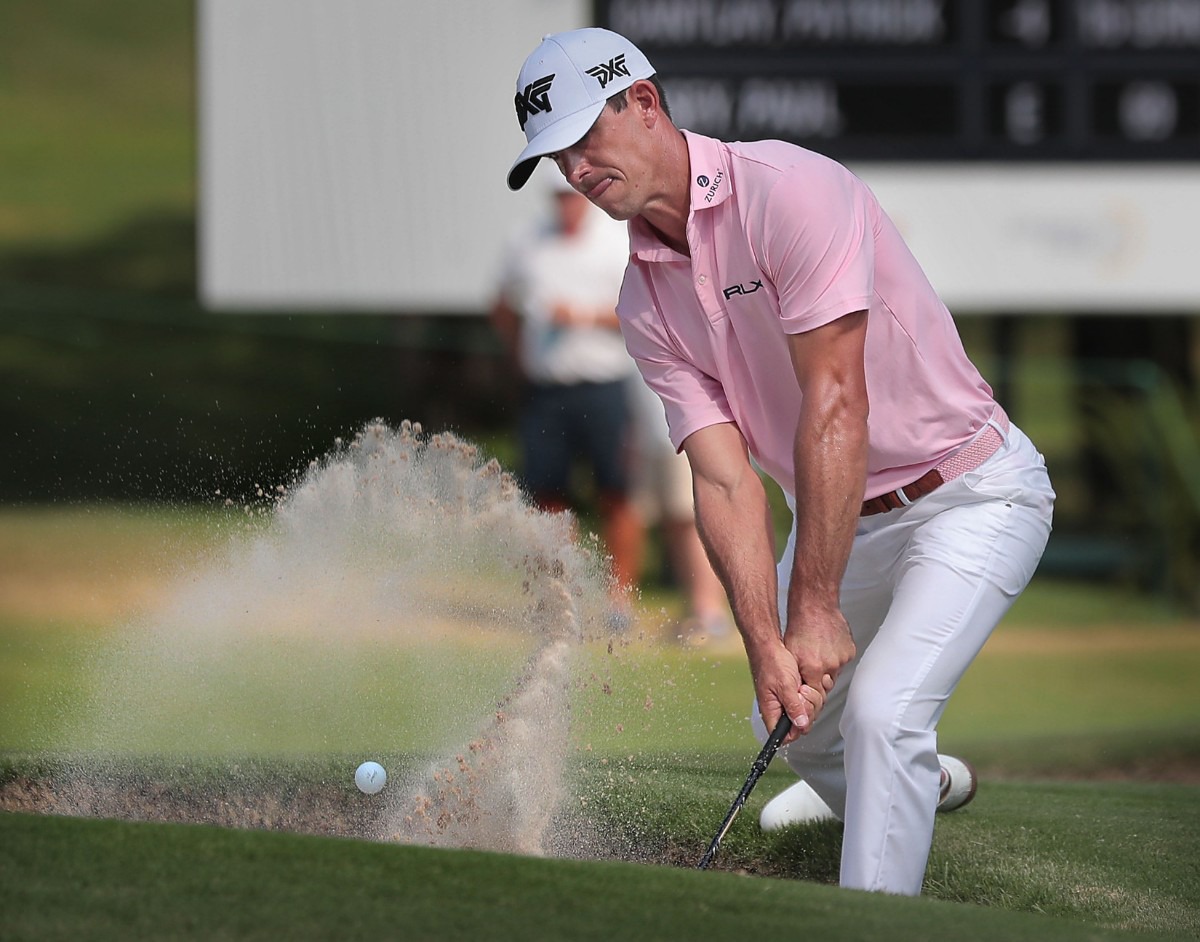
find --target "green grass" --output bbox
[2,503,1198,773]
[8,610,1195,767]
[1,621,539,756]
[582,761,1200,935]
[1002,577,1190,629]
[0,619,95,751]
[2,505,1199,939]
[925,781,1200,933]
[941,623,1200,739]
[0,809,1187,942]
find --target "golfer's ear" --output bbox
[630,80,661,127]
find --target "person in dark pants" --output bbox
[490,175,643,623]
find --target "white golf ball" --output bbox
[354,760,387,795]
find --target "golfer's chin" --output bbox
[586,178,631,220]
[591,200,637,223]
[595,204,634,223]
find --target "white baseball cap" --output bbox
[507,28,655,191]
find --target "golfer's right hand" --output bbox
[747,640,819,745]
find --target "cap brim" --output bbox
[507,100,605,191]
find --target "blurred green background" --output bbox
[1,0,1198,607]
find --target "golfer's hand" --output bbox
[784,608,856,723]
[746,639,824,745]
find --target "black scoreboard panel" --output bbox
[593,0,1200,160]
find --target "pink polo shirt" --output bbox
[616,132,998,501]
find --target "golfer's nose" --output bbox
[555,147,588,188]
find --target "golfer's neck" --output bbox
[641,202,689,257]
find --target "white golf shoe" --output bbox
[759,780,836,831]
[759,755,977,831]
[936,754,977,812]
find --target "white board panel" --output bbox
[199,0,587,312]
[857,164,1200,313]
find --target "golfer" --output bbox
[507,28,1055,896]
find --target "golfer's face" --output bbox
[550,100,646,221]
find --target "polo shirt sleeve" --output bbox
[617,276,736,453]
[757,159,875,334]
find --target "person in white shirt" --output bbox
[490,176,642,621]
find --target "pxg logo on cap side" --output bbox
[516,74,555,130]
[585,54,630,89]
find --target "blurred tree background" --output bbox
[0,0,513,506]
[2,1,1197,606]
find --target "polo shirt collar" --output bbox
[628,214,676,261]
[629,131,731,261]
[683,131,733,210]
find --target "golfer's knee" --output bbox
[839,692,902,747]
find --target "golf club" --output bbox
[697,713,793,869]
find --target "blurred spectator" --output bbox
[489,175,642,620]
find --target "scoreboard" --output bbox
[592,0,1200,311]
[594,0,1200,162]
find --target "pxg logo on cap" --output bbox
[515,74,555,131]
[585,54,630,89]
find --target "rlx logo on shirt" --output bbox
[723,279,763,301]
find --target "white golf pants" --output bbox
[751,421,1054,895]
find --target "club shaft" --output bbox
[697,714,792,869]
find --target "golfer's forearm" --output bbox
[786,391,868,622]
[693,470,781,653]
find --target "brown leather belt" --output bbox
[860,411,1009,517]
[860,468,945,516]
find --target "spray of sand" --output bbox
[49,420,633,856]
